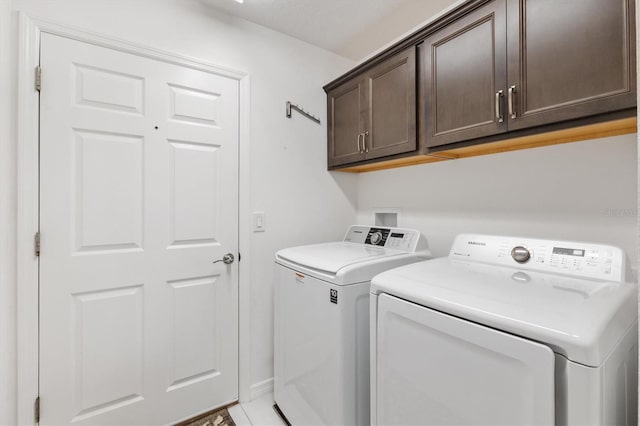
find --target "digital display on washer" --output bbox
[390,233,404,238]
[553,247,585,257]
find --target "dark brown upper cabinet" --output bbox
[327,78,366,167]
[506,0,636,131]
[421,0,507,147]
[422,0,636,149]
[327,47,416,168]
[325,0,636,171]
[366,47,417,160]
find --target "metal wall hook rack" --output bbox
[286,101,321,124]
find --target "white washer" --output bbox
[370,234,638,426]
[274,225,432,425]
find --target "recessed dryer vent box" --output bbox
[374,208,400,228]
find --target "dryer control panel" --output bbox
[450,234,626,282]
[343,225,426,253]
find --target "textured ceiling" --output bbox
[201,0,410,54]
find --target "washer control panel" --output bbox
[366,228,389,246]
[343,225,422,252]
[450,234,625,282]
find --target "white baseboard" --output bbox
[249,377,274,401]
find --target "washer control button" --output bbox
[511,246,532,263]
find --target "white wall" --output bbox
[0,1,357,423]
[0,1,18,425]
[337,0,459,61]
[357,135,638,267]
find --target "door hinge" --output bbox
[34,231,40,257]
[35,66,41,92]
[34,396,40,423]
[238,252,241,262]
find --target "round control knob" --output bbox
[511,246,532,263]
[370,231,383,245]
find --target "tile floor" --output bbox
[228,393,285,426]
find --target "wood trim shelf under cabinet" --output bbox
[334,117,637,173]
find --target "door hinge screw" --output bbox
[35,66,41,92]
[35,231,40,257]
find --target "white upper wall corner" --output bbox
[336,0,460,61]
[201,0,461,61]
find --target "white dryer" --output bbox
[370,234,638,426]
[274,225,431,425]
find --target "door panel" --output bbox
[74,64,144,114]
[72,286,144,420]
[168,276,219,390]
[169,141,219,245]
[506,0,636,130]
[375,294,555,425]
[74,130,144,251]
[422,0,507,148]
[327,78,366,167]
[366,47,416,160]
[40,33,239,425]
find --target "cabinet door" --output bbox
[422,0,507,148]
[327,78,366,167]
[364,47,417,160]
[506,0,636,131]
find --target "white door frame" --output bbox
[16,13,253,424]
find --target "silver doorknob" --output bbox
[213,253,235,265]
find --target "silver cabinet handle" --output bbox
[358,132,365,154]
[508,85,517,119]
[213,253,235,264]
[495,90,504,123]
[363,131,369,153]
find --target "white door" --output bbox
[375,294,555,426]
[39,33,239,425]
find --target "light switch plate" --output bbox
[253,212,265,232]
